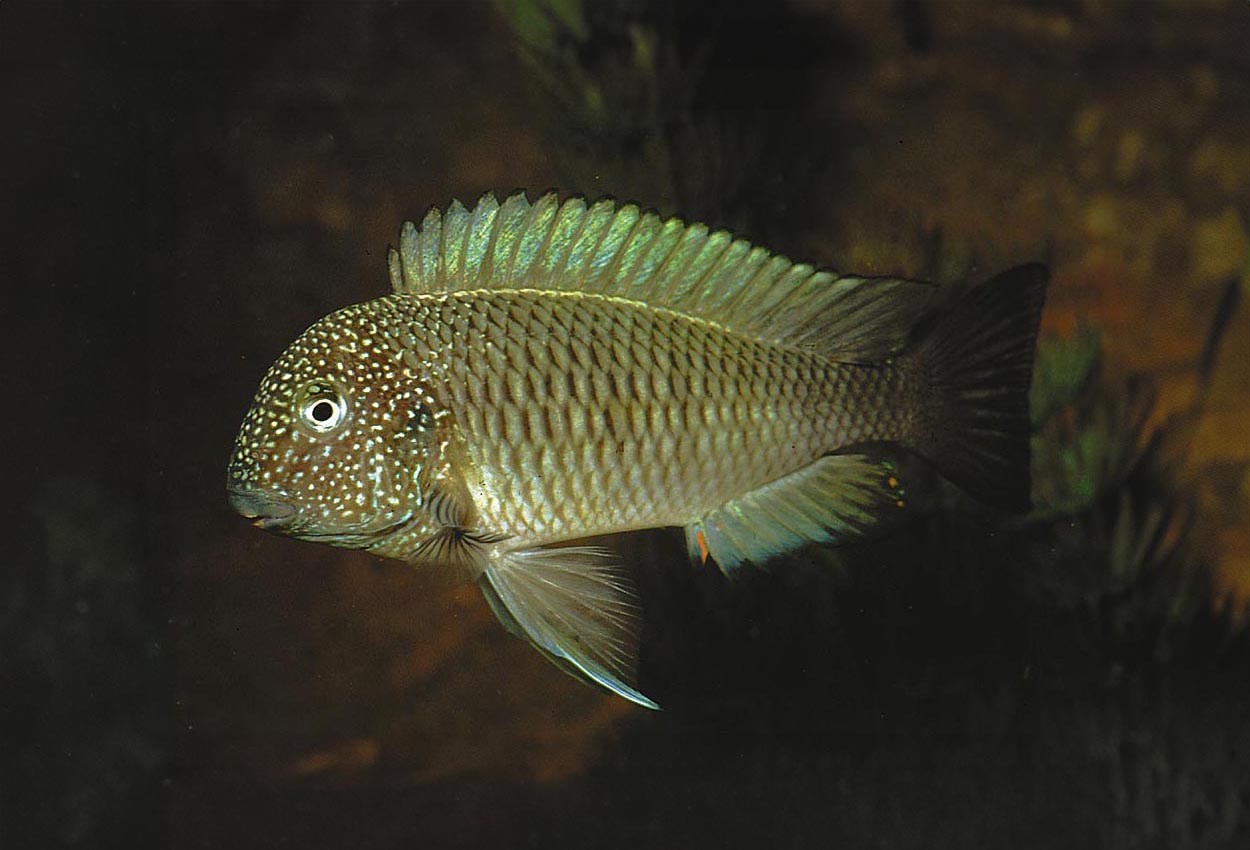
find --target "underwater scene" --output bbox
[2,1,1248,848]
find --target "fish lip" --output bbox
[227,484,415,543]
[228,486,298,530]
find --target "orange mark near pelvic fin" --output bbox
[887,475,899,488]
[696,529,709,564]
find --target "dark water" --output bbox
[3,2,1248,848]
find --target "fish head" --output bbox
[227,301,443,552]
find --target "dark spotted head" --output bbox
[227,297,444,552]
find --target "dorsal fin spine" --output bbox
[630,218,686,302]
[799,273,848,339]
[491,193,529,289]
[769,264,818,315]
[387,245,403,294]
[549,197,592,290]
[652,223,708,305]
[416,209,436,287]
[559,204,594,291]
[534,197,585,288]
[393,221,414,292]
[463,199,483,286]
[680,232,730,308]
[465,194,499,288]
[452,200,475,290]
[477,203,503,288]
[702,239,756,316]
[434,203,452,292]
[436,205,450,291]
[503,193,540,287]
[587,206,640,295]
[611,212,663,299]
[585,204,640,294]
[452,208,468,290]
[413,210,436,289]
[562,199,613,292]
[511,193,558,286]
[674,229,734,307]
[734,255,793,336]
[760,267,835,341]
[708,243,768,319]
[526,195,575,287]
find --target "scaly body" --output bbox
[384,289,915,546]
[228,191,1047,708]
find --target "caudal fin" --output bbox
[910,263,1049,511]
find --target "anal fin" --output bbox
[686,454,907,573]
[479,546,658,710]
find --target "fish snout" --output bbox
[228,486,298,530]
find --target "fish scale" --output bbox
[379,288,906,546]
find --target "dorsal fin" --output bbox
[388,191,938,360]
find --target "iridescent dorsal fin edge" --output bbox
[387,191,938,358]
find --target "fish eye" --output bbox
[299,388,346,433]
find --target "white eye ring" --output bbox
[300,394,346,432]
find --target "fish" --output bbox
[227,191,1048,709]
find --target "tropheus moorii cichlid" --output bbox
[228,191,1048,708]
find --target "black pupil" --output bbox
[311,400,336,423]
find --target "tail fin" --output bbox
[909,263,1049,511]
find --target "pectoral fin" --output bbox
[479,546,658,710]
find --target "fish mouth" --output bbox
[228,486,299,531]
[227,484,417,545]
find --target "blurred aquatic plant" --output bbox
[493,0,697,208]
[1031,340,1156,515]
[1026,316,1246,653]
[493,0,853,241]
[1029,324,1101,426]
[972,313,1248,848]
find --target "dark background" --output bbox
[2,2,1248,848]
